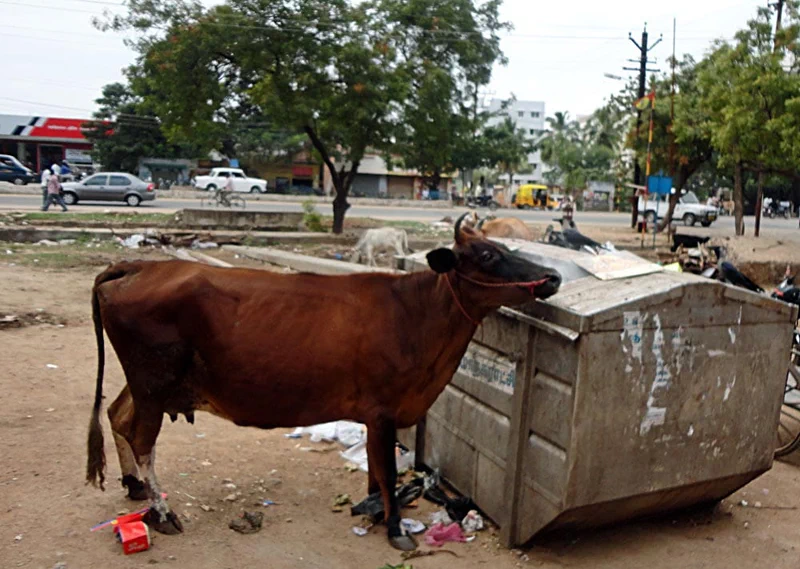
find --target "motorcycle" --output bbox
[466,194,499,211]
[765,202,791,219]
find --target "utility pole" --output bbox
[624,24,661,228]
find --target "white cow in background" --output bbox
[350,227,410,267]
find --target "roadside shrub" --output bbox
[302,200,325,232]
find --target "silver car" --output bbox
[60,172,156,207]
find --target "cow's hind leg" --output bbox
[128,404,183,535]
[107,386,148,500]
[367,417,416,551]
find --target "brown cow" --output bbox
[471,212,534,240]
[85,213,561,550]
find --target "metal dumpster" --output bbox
[398,241,797,546]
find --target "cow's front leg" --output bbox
[367,417,416,551]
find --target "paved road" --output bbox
[2,193,798,236]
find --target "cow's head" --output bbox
[426,213,561,303]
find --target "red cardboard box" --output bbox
[116,521,151,555]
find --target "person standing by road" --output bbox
[42,168,68,212]
[40,167,51,209]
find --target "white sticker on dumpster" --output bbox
[622,311,644,363]
[457,345,516,394]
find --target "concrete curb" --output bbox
[0,225,359,246]
[224,245,402,275]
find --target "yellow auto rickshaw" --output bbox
[514,184,559,210]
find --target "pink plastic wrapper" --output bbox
[424,522,467,547]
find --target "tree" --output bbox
[376,0,507,192]
[83,82,196,173]
[697,3,800,235]
[103,0,405,233]
[482,117,534,187]
[538,111,618,197]
[627,56,714,229]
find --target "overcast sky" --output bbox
[0,0,763,121]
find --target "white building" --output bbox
[487,99,547,185]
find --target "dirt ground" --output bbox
[2,244,800,569]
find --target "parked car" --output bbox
[0,154,36,185]
[193,168,268,193]
[639,190,718,227]
[60,173,156,207]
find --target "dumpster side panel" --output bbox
[565,315,790,509]
[416,313,521,524]
[514,330,581,541]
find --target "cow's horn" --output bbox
[476,218,486,231]
[454,212,471,244]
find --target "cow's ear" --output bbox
[427,248,458,274]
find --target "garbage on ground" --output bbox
[351,478,424,522]
[46,364,58,369]
[401,518,426,534]
[287,421,365,446]
[116,519,151,554]
[423,472,477,525]
[352,526,369,536]
[190,239,219,250]
[340,440,368,471]
[35,239,59,247]
[290,421,414,473]
[91,509,152,555]
[261,500,275,507]
[377,564,413,569]
[429,510,453,526]
[229,511,264,534]
[424,522,467,547]
[332,493,352,512]
[460,510,484,533]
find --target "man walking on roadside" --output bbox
[42,168,68,212]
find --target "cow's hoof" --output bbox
[122,475,148,501]
[144,509,184,535]
[389,534,418,551]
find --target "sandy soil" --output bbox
[2,246,800,569]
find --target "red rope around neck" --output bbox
[443,273,550,327]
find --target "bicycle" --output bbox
[775,327,800,457]
[201,189,247,209]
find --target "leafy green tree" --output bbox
[697,3,800,235]
[538,111,618,196]
[101,0,507,232]
[83,82,196,173]
[376,0,507,192]
[482,117,534,187]
[103,0,404,233]
[626,56,714,229]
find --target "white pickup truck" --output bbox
[193,168,267,193]
[639,190,718,227]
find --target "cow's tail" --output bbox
[86,264,131,490]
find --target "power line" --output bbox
[0,1,735,43]
[5,77,105,91]
[0,96,95,113]
[0,0,100,14]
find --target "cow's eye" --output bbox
[479,250,494,263]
